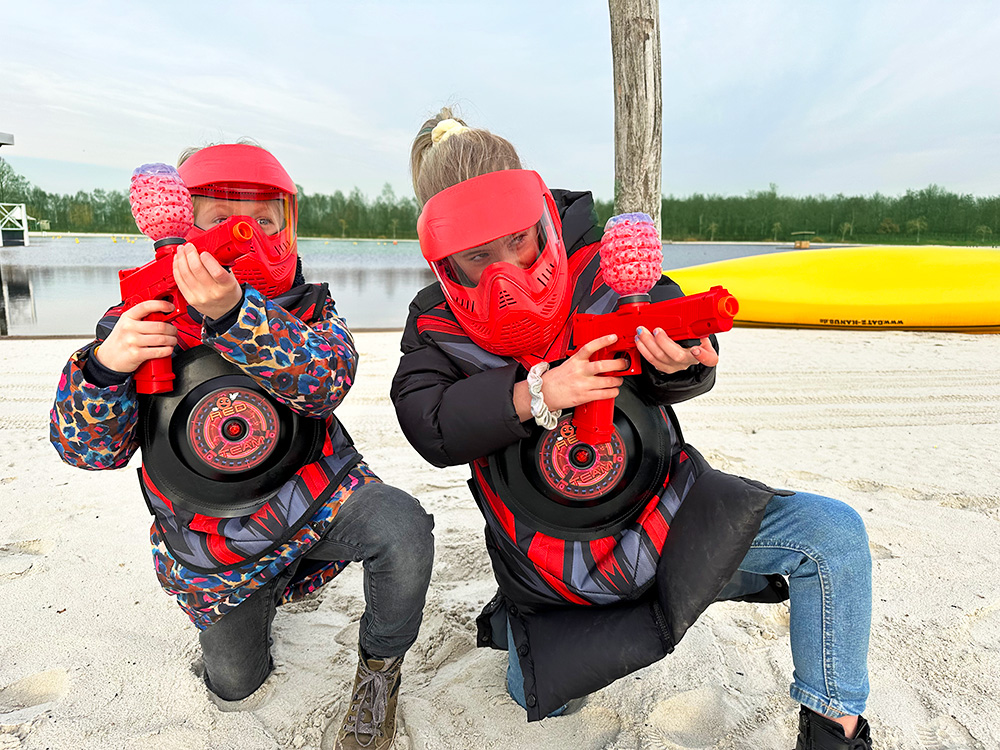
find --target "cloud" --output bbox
[3,0,999,200]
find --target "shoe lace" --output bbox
[344,659,396,747]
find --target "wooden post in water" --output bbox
[609,0,662,234]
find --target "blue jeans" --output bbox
[739,491,871,717]
[199,481,434,701]
[506,491,871,718]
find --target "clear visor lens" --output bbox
[435,214,554,289]
[191,191,293,236]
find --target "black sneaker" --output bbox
[796,706,872,749]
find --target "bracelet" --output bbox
[527,362,562,430]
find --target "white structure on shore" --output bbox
[0,132,29,246]
[0,203,31,247]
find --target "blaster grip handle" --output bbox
[572,398,616,445]
[132,311,176,394]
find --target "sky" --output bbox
[2,0,999,202]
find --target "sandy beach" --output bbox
[1,327,998,750]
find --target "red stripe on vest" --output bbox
[636,500,670,554]
[141,466,174,513]
[206,533,245,566]
[417,315,465,337]
[569,241,600,277]
[248,501,279,526]
[297,461,329,498]
[475,464,517,541]
[588,535,624,583]
[189,513,222,534]
[534,563,591,606]
[527,533,566,583]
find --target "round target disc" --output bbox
[536,415,627,503]
[489,386,673,540]
[186,387,280,473]
[139,345,325,518]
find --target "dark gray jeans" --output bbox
[199,481,434,701]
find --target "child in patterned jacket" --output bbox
[50,142,432,750]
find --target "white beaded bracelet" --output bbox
[527,362,562,430]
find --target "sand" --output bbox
[1,328,998,750]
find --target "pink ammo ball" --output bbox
[600,213,663,296]
[129,163,194,241]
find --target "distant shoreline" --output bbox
[20,231,419,243]
[15,233,999,250]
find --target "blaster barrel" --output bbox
[569,285,738,445]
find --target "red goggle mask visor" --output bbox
[417,170,571,356]
[179,144,299,297]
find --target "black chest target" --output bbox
[139,346,325,518]
[488,385,674,541]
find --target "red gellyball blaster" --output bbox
[569,213,739,445]
[121,163,267,395]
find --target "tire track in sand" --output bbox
[685,367,999,432]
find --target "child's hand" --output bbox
[94,300,178,373]
[173,242,243,321]
[541,334,628,410]
[635,328,719,373]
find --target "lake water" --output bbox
[0,235,811,337]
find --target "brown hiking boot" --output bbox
[330,651,403,750]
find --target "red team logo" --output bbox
[186,389,280,472]
[536,416,627,503]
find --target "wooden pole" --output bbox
[609,0,662,234]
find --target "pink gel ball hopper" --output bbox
[129,163,194,248]
[600,212,663,298]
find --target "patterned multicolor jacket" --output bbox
[50,283,380,629]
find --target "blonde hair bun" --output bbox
[431,119,470,145]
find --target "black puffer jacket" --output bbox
[391,190,788,720]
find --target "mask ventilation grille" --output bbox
[499,320,543,352]
[496,289,517,309]
[231,256,294,298]
[237,267,268,289]
[537,262,554,286]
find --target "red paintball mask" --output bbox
[418,170,571,357]
[178,144,298,297]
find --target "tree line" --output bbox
[2,158,997,245]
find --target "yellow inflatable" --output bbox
[664,246,1000,333]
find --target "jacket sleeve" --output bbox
[49,343,140,470]
[390,317,531,468]
[203,285,356,419]
[634,274,719,405]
